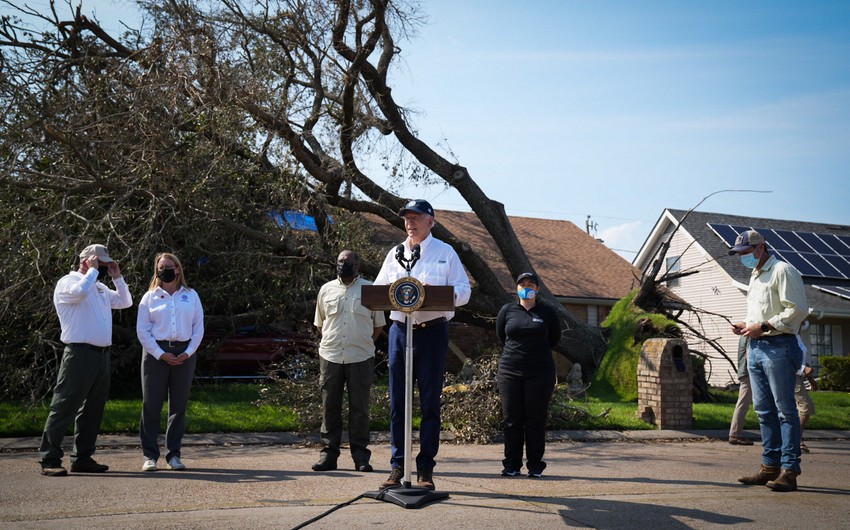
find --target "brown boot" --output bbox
[380,467,404,489]
[417,470,435,491]
[738,465,780,485]
[766,469,798,492]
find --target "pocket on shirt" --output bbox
[325,295,344,317]
[352,296,371,318]
[420,262,449,284]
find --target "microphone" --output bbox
[409,244,421,271]
[395,244,405,267]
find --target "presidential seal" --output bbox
[389,276,425,313]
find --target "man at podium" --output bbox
[373,199,471,491]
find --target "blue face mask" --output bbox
[517,287,537,300]
[740,253,760,269]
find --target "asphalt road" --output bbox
[1,431,849,529]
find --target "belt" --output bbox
[393,317,447,330]
[753,333,792,340]
[157,340,191,348]
[69,343,110,353]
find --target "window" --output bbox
[587,305,599,327]
[665,256,681,288]
[808,324,832,376]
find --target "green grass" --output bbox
[0,383,297,437]
[2,383,848,437]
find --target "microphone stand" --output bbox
[364,244,448,509]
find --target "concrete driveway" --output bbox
[1,431,849,529]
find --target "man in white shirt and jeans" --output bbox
[373,199,471,491]
[39,244,133,476]
[730,230,808,492]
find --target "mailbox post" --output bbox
[636,338,694,429]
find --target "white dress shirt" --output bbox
[53,269,133,347]
[374,233,471,324]
[137,286,204,359]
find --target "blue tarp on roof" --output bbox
[268,210,333,231]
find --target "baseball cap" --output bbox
[515,272,540,286]
[79,244,114,263]
[398,199,435,217]
[728,230,765,255]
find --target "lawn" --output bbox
[1,382,848,437]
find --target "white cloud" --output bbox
[598,221,648,262]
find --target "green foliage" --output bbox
[4,383,850,437]
[820,356,850,391]
[594,290,681,401]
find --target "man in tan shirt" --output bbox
[312,250,386,472]
[730,230,808,492]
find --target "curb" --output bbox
[3,429,850,453]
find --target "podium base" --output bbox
[363,485,449,509]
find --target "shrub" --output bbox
[820,356,850,391]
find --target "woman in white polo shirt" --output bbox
[136,252,204,472]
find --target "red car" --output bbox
[198,324,317,378]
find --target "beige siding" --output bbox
[664,228,748,386]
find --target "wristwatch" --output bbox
[760,321,770,333]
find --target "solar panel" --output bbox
[708,223,740,246]
[813,283,850,302]
[708,222,850,280]
[798,232,832,254]
[773,249,820,276]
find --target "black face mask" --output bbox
[337,262,356,278]
[157,268,177,283]
[97,265,109,281]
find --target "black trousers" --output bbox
[318,357,374,465]
[497,369,555,473]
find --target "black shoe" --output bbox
[311,459,338,472]
[41,465,68,477]
[70,459,108,473]
[355,463,373,472]
[501,468,521,477]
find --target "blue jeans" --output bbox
[748,334,803,474]
[388,320,448,472]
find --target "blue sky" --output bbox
[15,0,850,260]
[383,0,850,259]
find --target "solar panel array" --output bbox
[813,283,850,300]
[707,223,850,280]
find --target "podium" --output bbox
[360,282,455,509]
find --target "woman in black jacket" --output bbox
[496,272,562,478]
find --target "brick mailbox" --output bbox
[636,338,693,429]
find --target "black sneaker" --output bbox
[355,462,373,472]
[70,459,109,473]
[527,470,543,478]
[311,459,337,472]
[501,468,521,477]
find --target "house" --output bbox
[368,210,640,375]
[634,209,850,386]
